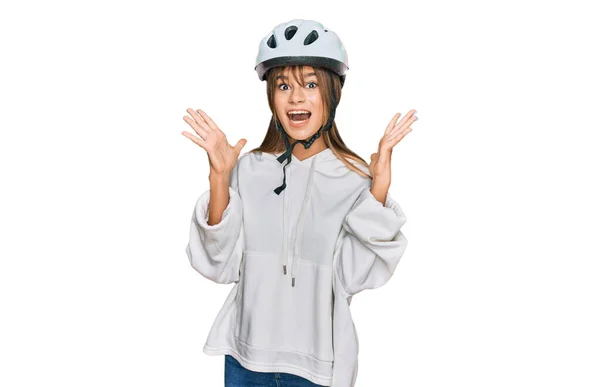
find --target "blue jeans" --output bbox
[224,354,328,387]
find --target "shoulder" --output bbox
[344,158,372,188]
[234,151,256,169]
[233,150,281,178]
[238,150,285,169]
[347,159,370,176]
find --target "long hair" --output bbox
[249,64,371,179]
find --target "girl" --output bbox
[182,19,416,387]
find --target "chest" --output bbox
[238,163,362,266]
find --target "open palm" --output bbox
[368,109,417,181]
[182,108,247,175]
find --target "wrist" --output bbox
[371,175,390,189]
[370,177,390,206]
[209,170,230,184]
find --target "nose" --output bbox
[288,85,305,104]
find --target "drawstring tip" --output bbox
[292,277,295,287]
[283,264,287,275]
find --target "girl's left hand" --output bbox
[369,109,417,185]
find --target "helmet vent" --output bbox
[284,26,298,40]
[267,34,277,48]
[304,30,319,45]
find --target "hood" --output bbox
[260,148,361,178]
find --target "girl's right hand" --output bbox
[182,108,247,176]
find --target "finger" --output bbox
[234,138,248,153]
[196,108,219,131]
[181,131,207,149]
[388,126,412,144]
[388,114,417,137]
[395,111,417,129]
[389,122,413,139]
[384,113,401,135]
[186,108,206,125]
[186,108,213,132]
[383,126,411,149]
[390,129,412,146]
[392,109,417,132]
[183,115,209,140]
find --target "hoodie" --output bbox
[185,147,408,386]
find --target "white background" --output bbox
[1,0,599,386]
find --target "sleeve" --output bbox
[185,161,244,284]
[334,186,408,298]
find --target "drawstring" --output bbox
[290,156,317,287]
[278,151,318,286]
[281,160,289,276]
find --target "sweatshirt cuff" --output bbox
[193,186,241,233]
[383,191,407,224]
[343,186,407,237]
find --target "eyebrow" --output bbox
[276,72,316,80]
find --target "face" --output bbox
[273,66,325,141]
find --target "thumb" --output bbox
[234,138,247,153]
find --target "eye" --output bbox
[277,82,318,91]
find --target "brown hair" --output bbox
[248,64,371,179]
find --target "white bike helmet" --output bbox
[255,19,349,87]
[255,19,350,195]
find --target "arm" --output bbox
[369,176,389,206]
[185,161,244,284]
[207,172,231,226]
[334,186,408,298]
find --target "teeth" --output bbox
[288,110,311,115]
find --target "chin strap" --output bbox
[273,72,339,195]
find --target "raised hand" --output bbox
[369,109,417,184]
[367,109,416,205]
[182,108,247,176]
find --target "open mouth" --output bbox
[287,110,312,126]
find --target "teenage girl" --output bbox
[183,19,416,387]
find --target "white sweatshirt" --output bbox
[185,147,408,386]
